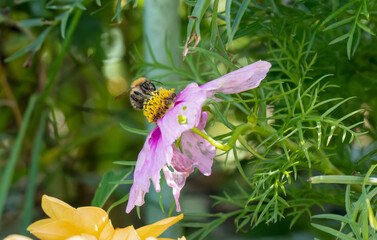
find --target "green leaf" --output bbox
[5,26,52,62]
[74,2,86,10]
[316,121,322,149]
[323,16,355,32]
[329,33,350,45]
[112,0,132,22]
[356,149,377,165]
[184,0,197,7]
[322,0,357,25]
[311,223,356,240]
[187,47,236,70]
[17,18,45,27]
[0,95,39,223]
[113,161,137,166]
[21,110,48,233]
[225,0,232,44]
[186,0,211,38]
[227,0,251,46]
[321,97,356,119]
[362,0,369,20]
[107,194,129,213]
[91,167,133,208]
[57,11,70,39]
[337,109,364,123]
[119,123,150,136]
[357,20,375,36]
[347,23,357,59]
[209,0,219,50]
[297,121,311,168]
[326,125,336,146]
[310,175,377,185]
[312,214,354,224]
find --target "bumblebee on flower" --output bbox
[126,60,272,213]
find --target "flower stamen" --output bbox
[143,88,176,123]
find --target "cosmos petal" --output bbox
[163,166,187,212]
[126,127,173,213]
[200,60,271,98]
[171,112,215,176]
[158,83,207,146]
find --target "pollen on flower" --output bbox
[143,88,177,123]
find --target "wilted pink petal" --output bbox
[171,112,215,176]
[200,60,271,98]
[161,112,216,210]
[126,127,173,213]
[163,166,187,212]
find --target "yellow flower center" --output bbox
[143,88,176,123]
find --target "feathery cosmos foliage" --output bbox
[1,0,377,239]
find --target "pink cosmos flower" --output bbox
[126,60,272,213]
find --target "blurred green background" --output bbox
[1,0,377,239]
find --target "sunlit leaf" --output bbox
[5,26,52,62]
[91,167,133,208]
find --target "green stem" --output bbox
[191,123,281,161]
[21,110,48,233]
[191,123,252,151]
[310,175,377,185]
[41,9,83,102]
[191,127,231,151]
[0,95,38,228]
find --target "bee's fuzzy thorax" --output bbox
[131,77,147,88]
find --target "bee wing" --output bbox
[115,89,132,100]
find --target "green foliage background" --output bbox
[1,0,377,239]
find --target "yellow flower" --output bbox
[6,195,184,240]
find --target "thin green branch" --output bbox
[191,123,252,151]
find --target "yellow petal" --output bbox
[99,219,115,240]
[28,219,80,240]
[80,234,98,240]
[3,235,33,240]
[73,207,109,237]
[111,226,140,240]
[66,236,85,240]
[135,214,183,239]
[27,218,55,232]
[41,195,75,221]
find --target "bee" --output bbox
[115,77,158,110]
